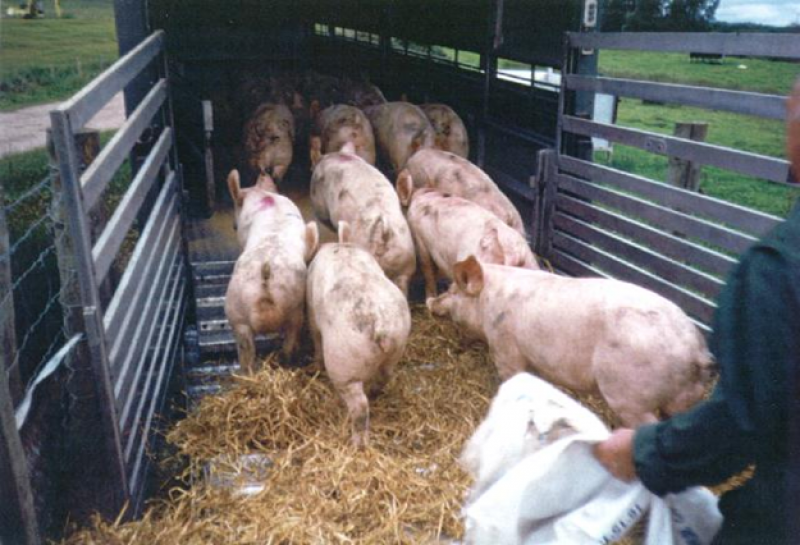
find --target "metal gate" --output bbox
[534,31,799,331]
[48,30,189,517]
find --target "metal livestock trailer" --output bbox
[1,0,797,542]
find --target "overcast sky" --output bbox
[716,0,800,26]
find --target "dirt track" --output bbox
[0,92,125,159]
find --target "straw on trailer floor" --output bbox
[62,303,743,545]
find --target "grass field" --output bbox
[0,0,117,110]
[597,51,800,217]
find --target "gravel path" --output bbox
[0,92,126,159]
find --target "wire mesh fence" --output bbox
[1,172,73,405]
[0,167,84,538]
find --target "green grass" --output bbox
[597,52,800,217]
[0,0,117,110]
[599,50,798,95]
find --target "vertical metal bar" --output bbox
[539,149,558,261]
[0,352,40,545]
[556,33,573,157]
[49,109,129,514]
[478,0,502,168]
[0,179,23,406]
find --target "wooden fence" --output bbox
[534,31,796,331]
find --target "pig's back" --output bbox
[311,245,410,339]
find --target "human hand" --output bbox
[593,429,637,482]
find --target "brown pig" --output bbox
[427,257,716,427]
[420,103,469,159]
[309,104,377,167]
[310,148,416,295]
[405,189,539,299]
[365,101,434,173]
[307,222,411,446]
[243,103,295,182]
[225,170,319,373]
[397,148,525,235]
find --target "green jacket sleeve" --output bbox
[633,244,797,496]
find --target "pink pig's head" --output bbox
[426,255,486,341]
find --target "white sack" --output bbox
[462,373,722,545]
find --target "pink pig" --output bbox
[309,104,377,167]
[242,103,295,182]
[403,188,539,299]
[310,148,416,296]
[427,257,717,426]
[307,222,411,446]
[420,103,469,159]
[224,170,319,373]
[365,101,435,173]
[397,148,525,236]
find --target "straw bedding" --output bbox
[64,305,501,544]
[62,303,742,544]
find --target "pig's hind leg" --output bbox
[280,307,304,366]
[233,325,257,375]
[414,232,438,299]
[337,381,370,447]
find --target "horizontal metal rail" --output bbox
[555,194,737,279]
[56,31,164,130]
[552,231,716,324]
[558,156,781,237]
[565,75,786,121]
[81,80,168,210]
[556,172,758,255]
[567,32,800,59]
[562,115,792,185]
[553,211,724,300]
[484,166,536,201]
[93,129,173,284]
[104,176,177,345]
[485,116,554,148]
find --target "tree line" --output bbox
[602,0,720,31]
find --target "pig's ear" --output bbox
[453,256,484,296]
[479,225,505,264]
[305,222,320,263]
[338,221,351,244]
[788,79,800,179]
[227,169,244,206]
[396,169,414,206]
[309,136,323,168]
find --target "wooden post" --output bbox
[0,351,41,545]
[47,126,127,525]
[0,179,40,544]
[0,180,23,406]
[667,122,708,191]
